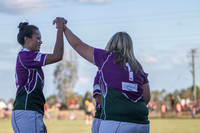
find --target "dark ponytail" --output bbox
[17,22,39,46]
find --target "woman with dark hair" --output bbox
[11,17,66,133]
[63,19,151,133]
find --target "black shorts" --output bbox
[86,111,92,115]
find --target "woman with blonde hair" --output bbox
[62,18,150,133]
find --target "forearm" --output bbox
[53,28,64,60]
[45,28,64,65]
[64,26,83,49]
[64,26,94,63]
[143,83,151,105]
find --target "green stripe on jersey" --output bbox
[13,75,45,115]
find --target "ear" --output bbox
[24,36,29,44]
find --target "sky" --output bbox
[0,0,200,103]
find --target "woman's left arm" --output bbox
[143,83,151,105]
[94,94,102,106]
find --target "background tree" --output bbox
[84,91,93,101]
[54,50,78,105]
[151,89,166,102]
[46,95,58,107]
[154,85,200,103]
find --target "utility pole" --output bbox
[192,49,197,102]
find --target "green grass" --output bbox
[0,118,200,133]
[150,118,200,133]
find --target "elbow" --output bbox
[59,55,63,60]
[54,54,63,62]
[145,98,150,105]
[144,95,151,105]
[57,56,63,62]
[45,53,63,65]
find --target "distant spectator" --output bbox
[152,102,157,114]
[69,99,75,110]
[0,100,7,119]
[44,103,52,121]
[49,103,61,120]
[74,100,80,110]
[54,103,61,119]
[176,95,181,103]
[5,100,13,119]
[0,100,6,110]
[85,100,95,124]
[176,103,182,117]
[185,98,190,109]
[161,103,167,118]
[7,100,14,111]
[170,96,175,111]
[192,105,196,118]
[176,103,181,113]
[181,99,186,110]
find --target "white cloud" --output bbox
[171,58,182,64]
[64,0,112,4]
[79,0,112,3]
[78,77,90,84]
[140,54,159,63]
[184,57,191,64]
[0,0,47,15]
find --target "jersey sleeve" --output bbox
[93,48,108,69]
[143,72,149,84]
[93,72,101,98]
[19,51,47,69]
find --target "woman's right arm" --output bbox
[143,83,151,105]
[64,25,94,63]
[45,18,65,65]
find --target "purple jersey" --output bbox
[15,48,47,93]
[93,48,148,102]
[13,48,47,114]
[93,72,102,119]
[93,72,101,97]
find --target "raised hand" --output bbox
[53,17,67,30]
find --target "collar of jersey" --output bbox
[21,48,30,52]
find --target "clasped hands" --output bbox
[53,17,67,30]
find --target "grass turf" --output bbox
[0,118,200,133]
